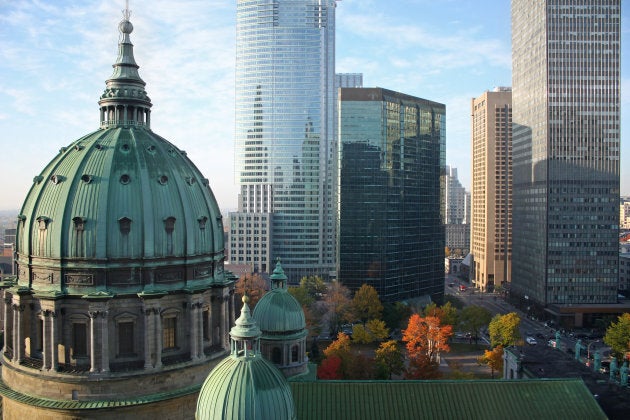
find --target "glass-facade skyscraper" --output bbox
[511,1,620,314]
[231,0,337,280]
[337,88,445,303]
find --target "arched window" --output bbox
[291,345,299,363]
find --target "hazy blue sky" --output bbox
[0,0,628,212]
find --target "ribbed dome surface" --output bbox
[15,126,225,294]
[196,355,296,420]
[253,289,306,333]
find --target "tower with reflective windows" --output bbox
[511,0,620,318]
[231,0,337,281]
[336,88,445,303]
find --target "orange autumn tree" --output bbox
[478,345,504,379]
[403,314,453,364]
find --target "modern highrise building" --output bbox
[444,166,468,225]
[470,88,513,292]
[444,166,470,256]
[336,87,445,303]
[511,0,621,324]
[230,0,338,281]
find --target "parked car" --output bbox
[526,336,538,345]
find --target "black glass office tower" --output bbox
[511,0,620,310]
[337,88,445,303]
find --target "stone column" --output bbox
[11,304,18,362]
[101,311,109,372]
[198,304,205,358]
[3,296,11,354]
[155,308,162,368]
[42,311,50,369]
[189,301,199,360]
[143,308,153,369]
[89,311,99,373]
[229,290,235,329]
[50,311,58,371]
[14,304,24,362]
[221,296,229,349]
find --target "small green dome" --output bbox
[253,261,306,334]
[197,295,296,420]
[196,355,296,420]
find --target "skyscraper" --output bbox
[231,0,337,280]
[511,1,620,323]
[336,87,445,303]
[470,88,512,292]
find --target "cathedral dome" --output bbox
[253,260,306,334]
[13,8,226,296]
[197,297,296,420]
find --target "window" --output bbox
[163,316,177,350]
[272,347,281,364]
[72,323,87,357]
[118,321,134,356]
[291,345,299,363]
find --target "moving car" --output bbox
[526,336,538,345]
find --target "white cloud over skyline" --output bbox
[0,0,627,213]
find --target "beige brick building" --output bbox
[470,88,512,292]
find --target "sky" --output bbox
[0,0,628,213]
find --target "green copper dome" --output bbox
[196,297,296,420]
[14,9,226,296]
[253,261,306,335]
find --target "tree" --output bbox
[445,247,451,257]
[351,284,384,324]
[603,313,630,361]
[403,314,453,363]
[478,345,504,379]
[317,355,342,379]
[351,319,389,344]
[299,275,327,301]
[323,332,354,379]
[424,301,458,327]
[235,273,267,308]
[375,340,404,380]
[459,305,492,344]
[488,312,521,347]
[404,353,441,380]
[288,286,314,307]
[382,301,412,331]
[323,281,353,335]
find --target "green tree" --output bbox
[375,340,404,380]
[459,305,492,344]
[352,319,389,344]
[382,301,412,331]
[351,284,384,324]
[488,312,521,347]
[424,301,458,327]
[288,286,313,307]
[478,345,504,379]
[351,324,373,344]
[603,313,630,361]
[299,275,327,301]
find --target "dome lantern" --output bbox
[98,3,152,128]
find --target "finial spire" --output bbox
[123,0,131,21]
[98,2,152,129]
